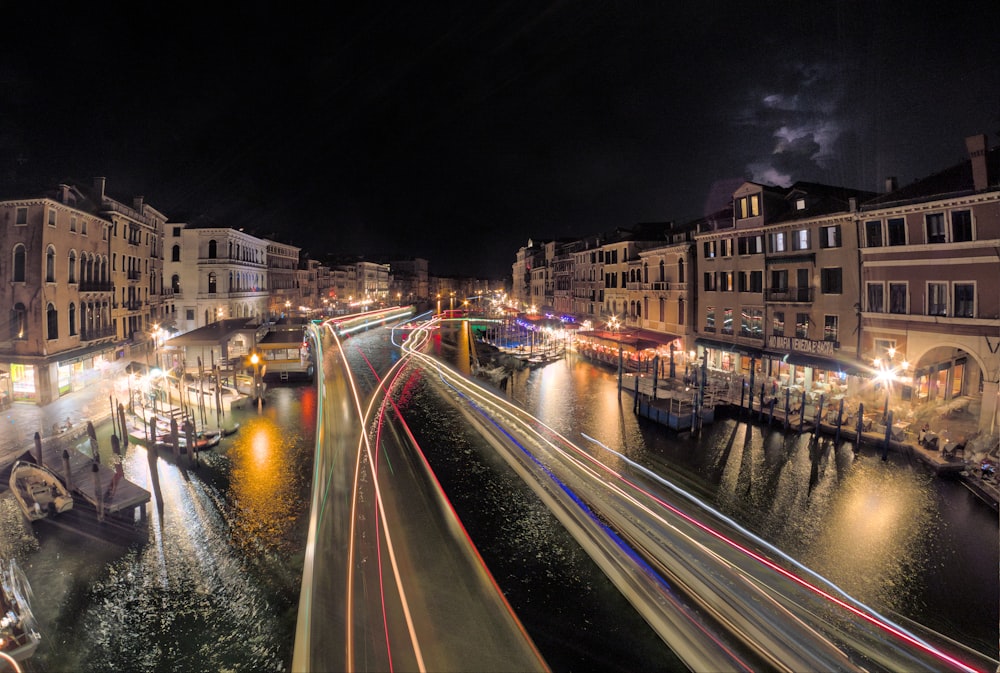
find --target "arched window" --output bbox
[678,258,685,284]
[678,298,685,326]
[13,245,26,282]
[46,245,56,282]
[11,303,27,340]
[46,303,58,340]
[69,303,77,336]
[208,239,217,259]
[643,262,648,284]
[171,274,181,293]
[172,244,181,262]
[68,250,77,283]
[659,260,665,282]
[208,272,217,294]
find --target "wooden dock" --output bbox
[2,434,150,521]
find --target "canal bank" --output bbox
[619,371,1000,511]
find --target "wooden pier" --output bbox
[2,432,150,521]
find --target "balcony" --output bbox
[79,326,116,342]
[765,287,813,303]
[79,280,113,292]
[123,300,144,311]
[127,270,141,281]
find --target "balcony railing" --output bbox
[764,287,813,303]
[79,280,114,292]
[80,327,116,342]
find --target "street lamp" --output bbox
[250,352,262,408]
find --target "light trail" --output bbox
[397,324,989,672]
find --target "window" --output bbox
[68,251,77,283]
[954,283,975,318]
[208,272,217,294]
[12,244,26,282]
[208,239,218,259]
[720,239,733,257]
[11,304,27,340]
[889,283,907,314]
[722,308,733,335]
[46,303,58,340]
[771,231,787,252]
[795,198,806,210]
[46,246,56,282]
[771,269,788,290]
[738,235,764,254]
[887,218,906,245]
[866,283,884,313]
[47,210,56,227]
[703,240,717,259]
[81,220,88,235]
[772,311,785,336]
[925,213,946,243]
[820,225,841,248]
[15,207,27,225]
[928,282,948,316]
[703,272,717,291]
[795,313,809,338]
[172,244,181,262]
[173,226,181,237]
[865,220,883,247]
[823,315,839,342]
[737,194,760,219]
[70,216,77,232]
[705,306,715,332]
[69,303,77,336]
[820,267,842,294]
[719,271,733,292]
[741,307,763,338]
[792,229,810,251]
[749,270,762,293]
[172,274,181,293]
[951,210,972,242]
[186,309,195,321]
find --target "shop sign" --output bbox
[767,335,836,356]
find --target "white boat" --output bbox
[0,559,40,662]
[9,461,74,521]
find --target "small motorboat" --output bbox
[9,461,74,521]
[0,559,40,662]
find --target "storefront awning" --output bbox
[695,336,763,359]
[764,350,874,377]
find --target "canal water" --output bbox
[3,322,996,671]
[0,383,316,672]
[497,348,1000,659]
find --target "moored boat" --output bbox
[0,559,40,662]
[9,461,74,521]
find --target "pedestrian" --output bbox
[917,422,929,446]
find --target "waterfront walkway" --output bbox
[622,371,1000,511]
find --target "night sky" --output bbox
[3,2,997,278]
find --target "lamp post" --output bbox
[250,352,262,410]
[873,347,909,424]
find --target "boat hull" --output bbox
[9,461,74,521]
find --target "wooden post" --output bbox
[33,432,43,468]
[118,403,129,449]
[62,449,73,491]
[835,398,844,444]
[856,402,865,449]
[633,376,639,414]
[184,418,197,467]
[170,417,180,460]
[92,462,104,522]
[758,383,765,423]
[784,388,791,431]
[87,421,100,463]
[739,377,746,417]
[882,410,893,461]
[814,394,825,437]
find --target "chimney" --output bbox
[884,176,897,193]
[133,195,144,213]
[93,176,106,201]
[965,134,989,192]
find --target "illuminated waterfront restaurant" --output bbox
[692,135,1000,432]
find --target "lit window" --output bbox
[928,282,948,316]
[925,213,946,243]
[823,315,839,342]
[953,283,974,318]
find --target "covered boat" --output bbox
[9,461,73,521]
